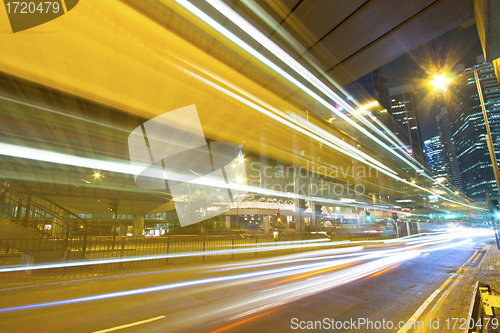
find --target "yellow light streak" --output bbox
[355,101,378,113]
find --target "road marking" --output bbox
[93,316,165,333]
[471,251,484,264]
[456,249,480,274]
[468,250,480,263]
[398,246,487,333]
[425,273,463,318]
[397,274,457,333]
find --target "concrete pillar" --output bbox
[416,221,422,234]
[225,215,231,229]
[259,128,269,191]
[405,220,411,236]
[52,218,64,237]
[293,168,302,231]
[311,202,318,232]
[23,192,32,227]
[119,225,127,236]
[133,215,144,236]
[264,215,270,233]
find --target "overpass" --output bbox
[0,0,490,236]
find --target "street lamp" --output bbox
[430,75,450,91]
[432,71,500,238]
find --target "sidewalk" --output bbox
[408,242,500,333]
[447,243,500,333]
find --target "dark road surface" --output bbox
[0,230,493,333]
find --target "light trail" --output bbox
[0,256,379,314]
[161,237,480,331]
[0,94,130,134]
[172,0,481,210]
[363,264,402,279]
[209,307,284,333]
[218,238,331,248]
[173,55,397,176]
[175,0,416,173]
[199,0,431,175]
[172,61,483,210]
[0,237,345,273]
[0,229,480,274]
[0,235,481,320]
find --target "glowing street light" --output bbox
[94,173,101,178]
[430,75,449,91]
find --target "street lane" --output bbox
[0,229,493,333]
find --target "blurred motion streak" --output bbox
[202,0,428,172]
[0,0,486,213]
[209,307,285,333]
[363,264,402,280]
[0,232,485,318]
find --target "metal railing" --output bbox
[0,181,88,247]
[0,233,336,276]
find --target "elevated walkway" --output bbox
[0,181,88,264]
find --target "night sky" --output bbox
[379,24,483,141]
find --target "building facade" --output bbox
[436,107,463,192]
[450,56,500,198]
[389,85,425,164]
[424,135,446,178]
[342,68,391,112]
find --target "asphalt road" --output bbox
[0,229,494,333]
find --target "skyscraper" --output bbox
[340,69,394,136]
[389,85,425,164]
[450,55,500,198]
[343,68,391,112]
[424,135,446,178]
[436,107,463,192]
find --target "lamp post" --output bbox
[431,72,500,245]
[430,72,500,194]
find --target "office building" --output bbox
[424,135,446,178]
[450,55,500,198]
[343,68,391,112]
[389,85,425,163]
[436,107,463,191]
